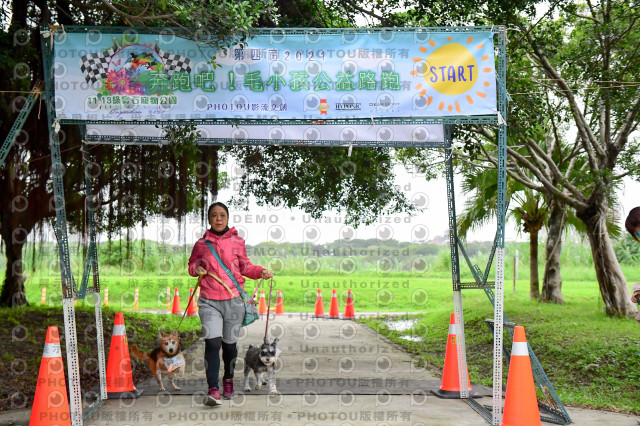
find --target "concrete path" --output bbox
[2,312,639,425]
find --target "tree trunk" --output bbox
[529,228,540,299]
[541,199,566,303]
[0,233,29,307]
[577,199,638,317]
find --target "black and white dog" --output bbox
[243,337,279,395]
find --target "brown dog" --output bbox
[131,330,185,391]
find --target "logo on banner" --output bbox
[336,94,361,111]
[412,36,492,113]
[318,99,330,115]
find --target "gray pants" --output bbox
[198,297,245,343]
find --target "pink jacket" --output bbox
[188,227,264,300]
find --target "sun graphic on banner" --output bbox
[411,36,493,113]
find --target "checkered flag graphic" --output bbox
[154,41,192,77]
[79,38,120,85]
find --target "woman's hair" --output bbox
[207,202,229,218]
[626,207,640,242]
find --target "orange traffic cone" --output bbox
[30,326,71,426]
[40,287,47,305]
[258,290,268,315]
[104,287,109,307]
[186,288,197,316]
[106,313,143,398]
[171,287,181,315]
[501,326,541,426]
[313,289,326,317]
[274,290,284,315]
[329,289,340,319]
[431,313,480,398]
[166,286,171,312]
[343,289,355,319]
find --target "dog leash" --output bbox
[175,276,202,332]
[264,277,274,341]
[176,273,267,332]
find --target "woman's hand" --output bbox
[195,266,207,277]
[632,291,640,304]
[261,269,273,279]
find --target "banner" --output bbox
[52,29,497,121]
[85,124,445,146]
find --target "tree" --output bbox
[517,2,640,316]
[0,0,271,306]
[386,0,639,313]
[461,1,640,315]
[228,145,414,225]
[0,0,416,307]
[455,167,549,300]
[511,190,548,299]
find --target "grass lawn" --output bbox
[3,266,640,414]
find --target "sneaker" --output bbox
[204,387,221,406]
[222,378,235,399]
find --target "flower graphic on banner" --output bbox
[105,69,130,94]
[98,44,170,96]
[411,35,493,113]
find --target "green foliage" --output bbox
[228,146,419,226]
[511,189,548,235]
[394,148,446,182]
[615,234,640,265]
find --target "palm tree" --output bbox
[511,190,548,299]
[457,168,547,299]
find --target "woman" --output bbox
[188,202,273,406]
[625,207,640,320]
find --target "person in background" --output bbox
[625,207,640,322]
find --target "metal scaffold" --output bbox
[29,24,569,425]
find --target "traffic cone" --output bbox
[343,289,355,319]
[258,290,267,315]
[30,326,71,426]
[133,287,139,311]
[274,290,284,315]
[166,286,171,312]
[186,288,197,316]
[431,313,480,398]
[171,287,181,315]
[104,287,109,307]
[501,326,541,426]
[329,289,340,319]
[40,287,46,305]
[313,289,326,317]
[106,313,143,398]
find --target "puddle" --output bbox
[383,317,425,342]
[384,318,418,332]
[399,334,423,342]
